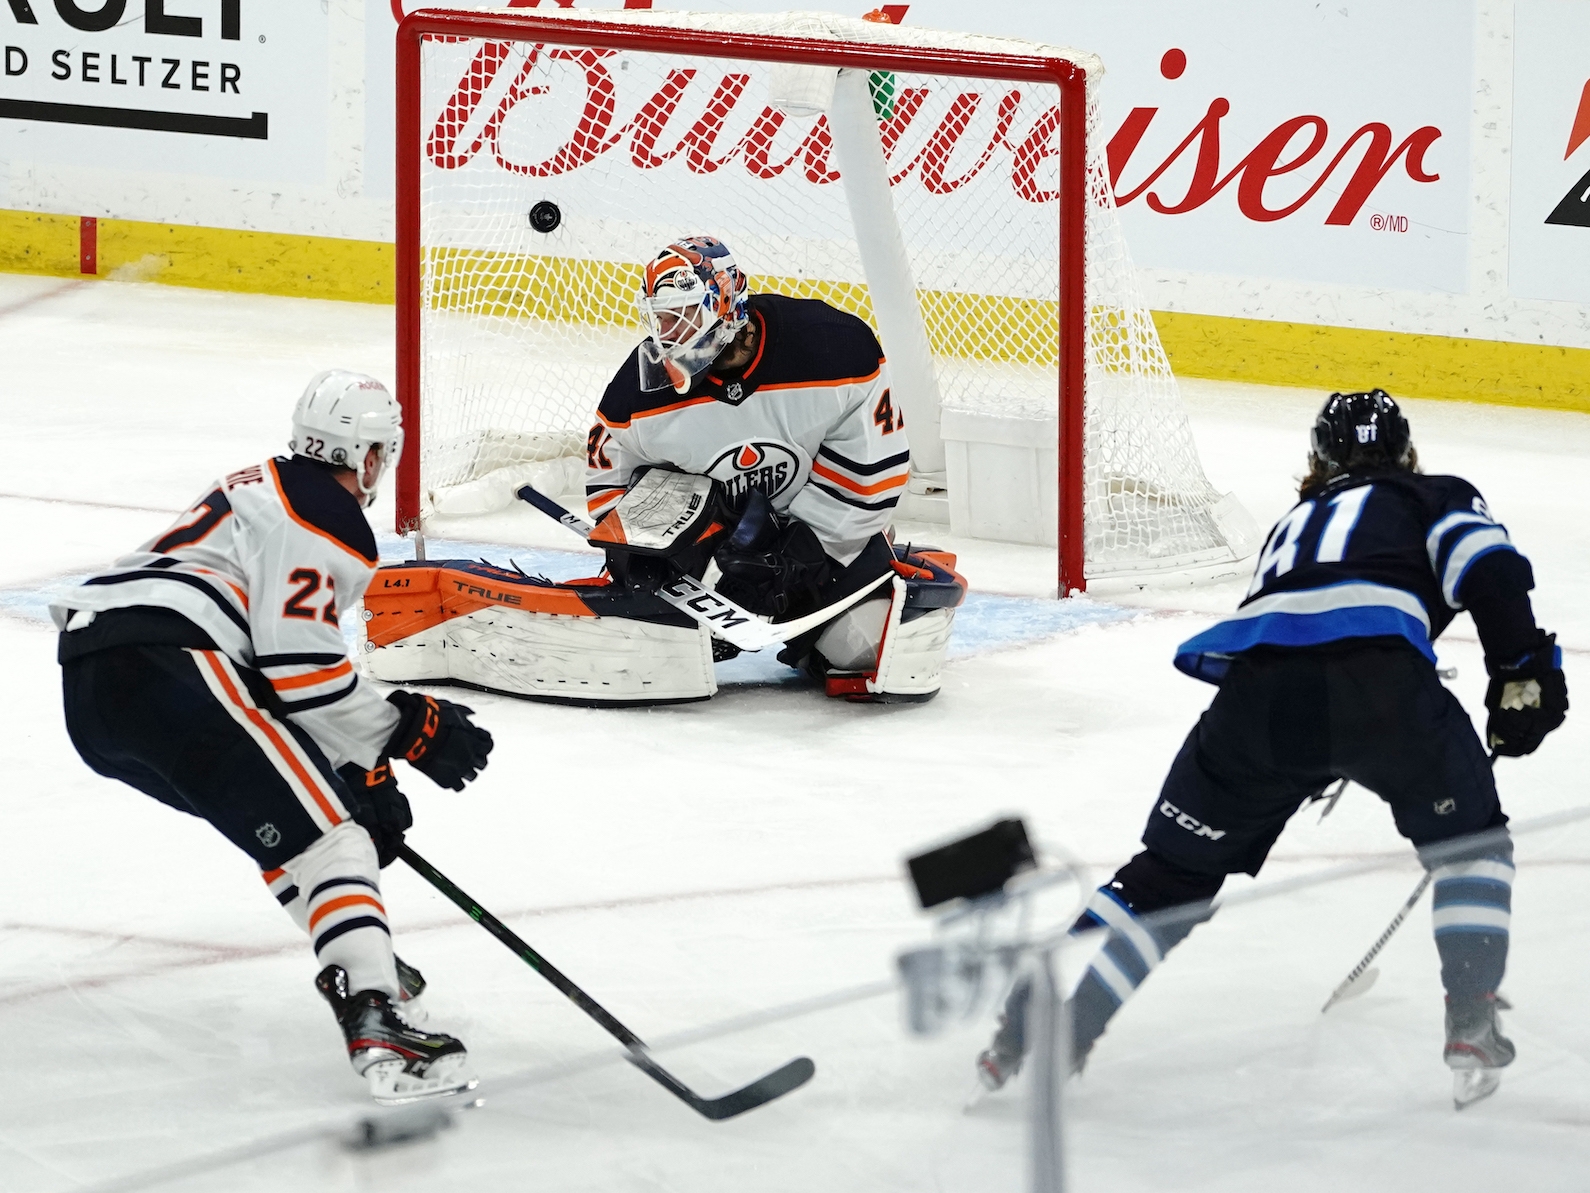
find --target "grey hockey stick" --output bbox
[516,483,891,652]
[1320,870,1431,1012]
[1322,752,1499,1012]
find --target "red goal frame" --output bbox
[394,9,1091,593]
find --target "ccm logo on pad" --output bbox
[1158,801,1227,840]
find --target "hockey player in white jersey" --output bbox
[54,371,494,1105]
[584,234,951,699]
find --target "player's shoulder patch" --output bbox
[269,456,379,565]
[748,294,884,389]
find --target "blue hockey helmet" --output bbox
[1310,389,1412,473]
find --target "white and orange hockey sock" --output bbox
[280,821,399,998]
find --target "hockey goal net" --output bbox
[395,7,1257,592]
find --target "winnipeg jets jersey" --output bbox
[586,294,910,566]
[51,456,400,769]
[1175,470,1531,683]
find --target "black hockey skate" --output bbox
[395,954,427,1002]
[1444,993,1515,1110]
[975,1005,1028,1091]
[316,964,474,1105]
[393,954,428,1022]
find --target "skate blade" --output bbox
[1452,1067,1501,1110]
[366,1054,477,1107]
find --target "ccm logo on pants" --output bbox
[1159,801,1227,840]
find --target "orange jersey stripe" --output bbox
[198,652,343,827]
[599,393,719,429]
[307,892,385,932]
[809,460,909,496]
[261,867,287,883]
[754,363,883,394]
[269,659,354,692]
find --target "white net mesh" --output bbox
[412,8,1256,577]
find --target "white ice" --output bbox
[0,273,1586,1192]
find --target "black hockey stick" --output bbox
[398,843,816,1120]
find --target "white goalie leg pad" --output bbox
[284,821,399,999]
[815,577,955,700]
[813,594,892,671]
[870,577,954,699]
[365,606,717,704]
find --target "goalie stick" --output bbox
[398,844,816,1121]
[516,483,892,652]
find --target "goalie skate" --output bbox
[1444,993,1514,1110]
[316,965,475,1106]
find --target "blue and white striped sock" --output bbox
[1431,850,1513,1001]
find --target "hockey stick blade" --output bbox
[399,844,815,1122]
[515,483,890,649]
[629,1049,816,1121]
[1320,965,1379,1013]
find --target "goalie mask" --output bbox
[636,236,749,395]
[290,370,404,508]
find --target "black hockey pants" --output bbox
[62,643,353,870]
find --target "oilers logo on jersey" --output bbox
[709,440,800,504]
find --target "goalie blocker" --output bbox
[363,472,965,706]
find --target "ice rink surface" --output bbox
[0,273,1586,1191]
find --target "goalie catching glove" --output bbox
[1484,631,1568,757]
[336,761,411,868]
[384,691,494,790]
[713,490,834,620]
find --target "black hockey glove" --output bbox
[336,762,411,868]
[385,691,494,790]
[1484,632,1568,757]
[713,501,834,619]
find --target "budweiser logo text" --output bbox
[426,40,1444,225]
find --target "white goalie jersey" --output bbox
[586,294,911,565]
[51,456,400,769]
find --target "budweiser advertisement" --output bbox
[382,0,1472,296]
[1508,0,1590,306]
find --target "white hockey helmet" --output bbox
[636,235,750,394]
[290,370,404,508]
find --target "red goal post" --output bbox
[393,9,1253,595]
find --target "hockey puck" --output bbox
[528,200,562,234]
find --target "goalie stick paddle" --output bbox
[398,844,816,1121]
[515,483,892,651]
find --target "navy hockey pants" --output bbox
[1145,640,1505,876]
[62,644,354,870]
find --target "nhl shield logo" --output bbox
[255,822,282,847]
[725,381,744,403]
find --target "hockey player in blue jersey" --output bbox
[977,389,1567,1108]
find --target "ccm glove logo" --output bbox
[402,697,442,762]
[1158,801,1227,841]
[385,690,494,791]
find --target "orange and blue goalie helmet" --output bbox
[636,235,750,394]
